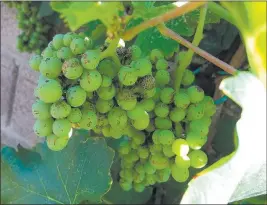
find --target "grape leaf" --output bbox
[38,2,54,18]
[50,2,123,31]
[1,132,115,204]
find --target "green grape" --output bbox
[102,125,111,137]
[118,66,138,86]
[134,58,152,77]
[152,130,161,144]
[70,37,86,55]
[187,86,204,103]
[155,70,170,87]
[63,32,76,46]
[42,47,55,58]
[156,58,168,70]
[129,45,141,60]
[133,182,145,192]
[128,150,140,163]
[150,49,164,63]
[172,139,189,156]
[117,99,137,111]
[101,75,112,87]
[80,70,102,92]
[181,69,195,86]
[150,154,170,170]
[66,86,86,107]
[152,87,161,102]
[96,98,114,113]
[175,123,184,138]
[144,161,157,174]
[52,34,64,50]
[171,165,189,182]
[156,168,171,182]
[138,75,156,91]
[127,104,146,120]
[188,150,208,168]
[131,131,146,145]
[108,107,128,129]
[84,37,93,49]
[33,118,53,137]
[139,98,155,112]
[143,87,156,99]
[50,100,71,119]
[57,47,73,60]
[46,134,69,151]
[130,140,139,149]
[199,96,216,117]
[67,108,82,123]
[119,179,132,191]
[170,107,186,123]
[186,103,204,121]
[160,87,175,104]
[79,111,97,130]
[145,174,157,185]
[189,119,210,136]
[97,59,118,79]
[174,92,190,109]
[29,54,42,71]
[137,147,149,159]
[62,58,83,80]
[155,117,172,129]
[97,84,116,100]
[135,162,145,174]
[32,100,51,120]
[158,130,175,145]
[133,171,145,184]
[162,145,175,157]
[37,79,62,103]
[145,121,155,132]
[39,57,62,79]
[81,50,101,70]
[52,119,72,138]
[110,127,123,139]
[81,101,96,113]
[131,112,150,130]
[96,114,109,128]
[120,168,133,181]
[149,144,162,155]
[154,102,169,118]
[186,132,207,150]
[118,141,131,155]
[175,155,190,168]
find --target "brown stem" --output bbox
[122,1,206,41]
[158,25,238,75]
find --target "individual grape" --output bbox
[172,139,189,156]
[134,58,152,77]
[160,87,175,104]
[117,99,137,111]
[131,130,146,145]
[199,96,216,117]
[102,125,111,137]
[39,57,62,79]
[144,161,157,174]
[186,103,204,121]
[121,158,135,169]
[150,154,170,170]
[145,174,157,185]
[52,119,72,138]
[175,155,190,168]
[174,92,190,109]
[155,117,172,129]
[119,179,132,191]
[52,34,64,50]
[67,108,82,123]
[32,100,51,120]
[63,32,76,46]
[97,59,118,79]
[155,70,170,87]
[189,119,210,136]
[171,165,189,182]
[96,98,114,113]
[131,112,150,130]
[152,87,161,102]
[128,150,140,163]
[152,130,161,144]
[97,84,116,100]
[66,86,86,107]
[156,168,171,182]
[127,104,146,120]
[79,111,97,130]
[181,69,195,86]
[130,140,139,149]
[188,150,208,168]
[135,162,145,174]
[33,118,53,137]
[80,70,102,92]
[143,88,156,99]
[101,75,112,87]
[46,134,69,151]
[81,50,101,70]
[120,168,133,181]
[139,98,155,112]
[162,145,175,157]
[70,37,86,55]
[138,75,156,90]
[41,47,55,58]
[50,100,71,119]
[81,101,96,113]
[187,86,204,103]
[154,102,169,118]
[29,54,42,71]
[118,66,138,86]
[37,79,62,103]
[137,147,149,159]
[133,170,145,184]
[186,132,207,150]
[129,45,141,60]
[62,58,83,80]
[149,144,162,155]
[96,114,109,128]
[158,130,175,145]
[170,107,186,123]
[156,58,168,70]
[175,123,184,138]
[118,141,131,155]
[150,49,164,63]
[108,107,128,129]
[133,182,145,192]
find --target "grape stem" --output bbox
[122,2,206,41]
[100,38,121,67]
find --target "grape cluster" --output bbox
[29,32,216,192]
[5,1,52,54]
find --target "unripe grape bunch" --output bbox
[29,31,216,193]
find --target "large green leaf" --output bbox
[38,2,54,18]
[50,2,123,31]
[1,132,115,204]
